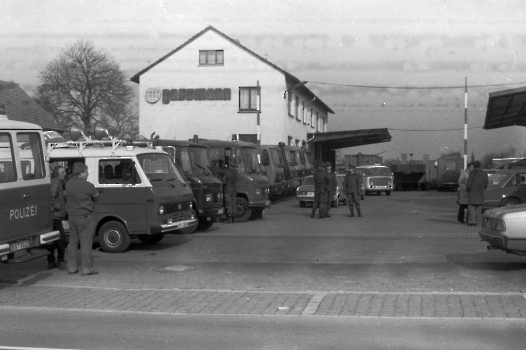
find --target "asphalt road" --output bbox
[1,190,526,349]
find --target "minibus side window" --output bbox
[17,132,45,180]
[0,133,16,183]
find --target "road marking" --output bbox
[302,292,327,315]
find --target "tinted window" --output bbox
[0,133,16,183]
[303,176,314,185]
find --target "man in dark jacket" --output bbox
[311,163,329,218]
[343,167,363,217]
[325,163,337,217]
[47,165,67,270]
[223,161,238,223]
[466,160,488,226]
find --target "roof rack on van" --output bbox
[46,123,126,157]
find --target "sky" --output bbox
[2,0,526,162]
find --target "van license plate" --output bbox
[11,239,30,252]
[180,222,188,228]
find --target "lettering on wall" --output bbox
[145,88,231,104]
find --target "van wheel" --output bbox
[299,201,306,207]
[385,191,391,196]
[98,221,131,253]
[236,197,252,222]
[138,234,164,245]
[197,217,214,230]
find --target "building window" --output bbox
[302,102,307,124]
[295,96,300,121]
[288,136,293,146]
[239,87,258,112]
[199,50,224,65]
[288,94,295,118]
[310,108,314,128]
[315,112,319,132]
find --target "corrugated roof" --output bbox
[130,25,334,114]
[484,86,526,130]
[307,129,392,149]
[0,80,63,131]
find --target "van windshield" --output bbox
[188,146,212,176]
[270,148,283,166]
[360,167,391,177]
[236,147,262,175]
[136,153,186,186]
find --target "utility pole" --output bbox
[464,77,468,169]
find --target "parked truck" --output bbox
[437,153,464,191]
[198,139,270,221]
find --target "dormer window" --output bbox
[199,50,224,65]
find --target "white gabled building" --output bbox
[131,26,334,147]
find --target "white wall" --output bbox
[137,30,329,145]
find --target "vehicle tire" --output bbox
[299,201,306,208]
[98,221,131,253]
[250,208,264,220]
[197,217,214,230]
[360,194,364,201]
[501,197,520,207]
[236,197,252,222]
[138,234,164,245]
[180,209,198,234]
[385,191,391,196]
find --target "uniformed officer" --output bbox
[223,161,238,223]
[325,163,337,218]
[311,162,329,219]
[342,167,363,217]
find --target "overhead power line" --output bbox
[308,81,526,90]
[389,126,484,132]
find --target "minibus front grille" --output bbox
[164,201,191,214]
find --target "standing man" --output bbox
[343,167,363,217]
[466,160,488,226]
[223,160,238,223]
[47,165,67,270]
[457,163,474,224]
[325,163,337,218]
[311,162,329,219]
[66,163,99,276]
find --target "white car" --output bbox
[478,204,526,256]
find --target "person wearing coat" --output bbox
[466,160,488,226]
[457,163,474,224]
[311,163,329,219]
[325,163,337,218]
[342,167,363,217]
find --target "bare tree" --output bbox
[36,39,137,138]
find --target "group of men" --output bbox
[311,162,363,219]
[48,163,99,276]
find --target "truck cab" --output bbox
[0,105,59,263]
[146,139,223,231]
[198,139,270,222]
[48,128,196,253]
[259,144,286,198]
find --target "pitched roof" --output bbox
[0,80,63,131]
[130,25,334,114]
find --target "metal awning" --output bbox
[484,86,526,130]
[307,128,391,149]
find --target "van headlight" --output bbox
[159,205,165,215]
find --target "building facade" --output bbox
[131,26,334,147]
